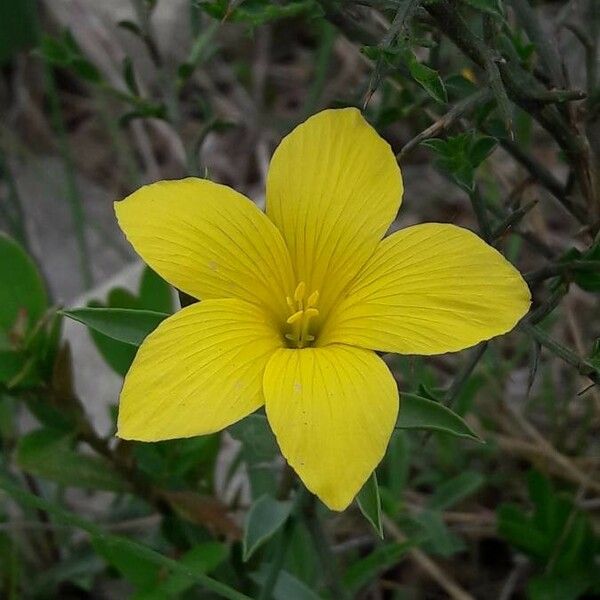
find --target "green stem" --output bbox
[469,187,493,242]
[445,342,488,405]
[0,151,28,249]
[519,322,600,385]
[526,282,568,324]
[43,62,92,288]
[302,21,335,118]
[525,260,600,284]
[0,474,252,600]
[303,494,349,600]
[491,199,538,239]
[258,521,293,600]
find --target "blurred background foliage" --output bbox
[1,0,600,598]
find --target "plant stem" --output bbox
[43,62,92,288]
[0,151,28,249]
[469,187,493,242]
[258,521,293,600]
[303,494,349,600]
[525,260,600,284]
[0,475,252,600]
[399,89,492,159]
[520,322,600,385]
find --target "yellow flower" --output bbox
[115,108,530,511]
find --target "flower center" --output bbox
[285,281,319,349]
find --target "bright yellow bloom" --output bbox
[115,108,530,510]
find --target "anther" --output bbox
[286,310,304,325]
[304,307,319,320]
[293,281,306,303]
[285,283,320,348]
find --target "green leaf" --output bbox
[408,54,447,104]
[528,573,591,600]
[0,475,252,600]
[229,414,279,497]
[86,268,172,374]
[0,0,38,63]
[357,472,383,539]
[413,510,465,557]
[118,20,144,37]
[396,393,480,441]
[384,430,410,503]
[89,323,137,375]
[571,244,600,292]
[122,56,139,95]
[39,35,70,64]
[497,471,599,576]
[0,233,47,333]
[93,537,157,589]
[62,307,168,346]
[427,471,484,511]
[284,520,317,585]
[462,0,504,18]
[17,428,127,491]
[589,339,600,378]
[343,540,415,593]
[468,136,497,167]
[71,57,102,83]
[201,0,319,27]
[250,567,321,600]
[134,543,228,600]
[138,267,173,313]
[39,32,101,83]
[0,393,16,440]
[421,133,497,192]
[29,551,104,595]
[420,138,447,154]
[243,494,293,561]
[0,351,27,384]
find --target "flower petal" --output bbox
[118,299,282,441]
[319,223,531,354]
[263,345,398,511]
[115,178,295,322]
[266,108,403,320]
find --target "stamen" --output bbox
[286,310,304,325]
[304,307,319,320]
[294,281,306,303]
[285,283,320,348]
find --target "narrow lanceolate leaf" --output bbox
[17,428,128,492]
[462,0,504,18]
[243,494,293,561]
[133,543,228,600]
[427,471,485,511]
[357,472,383,539]
[0,476,252,600]
[396,393,480,441]
[62,307,169,346]
[343,540,416,594]
[250,568,321,600]
[0,233,47,332]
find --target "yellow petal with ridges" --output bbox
[263,345,398,511]
[319,223,531,354]
[115,178,295,323]
[266,108,403,323]
[118,299,282,441]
